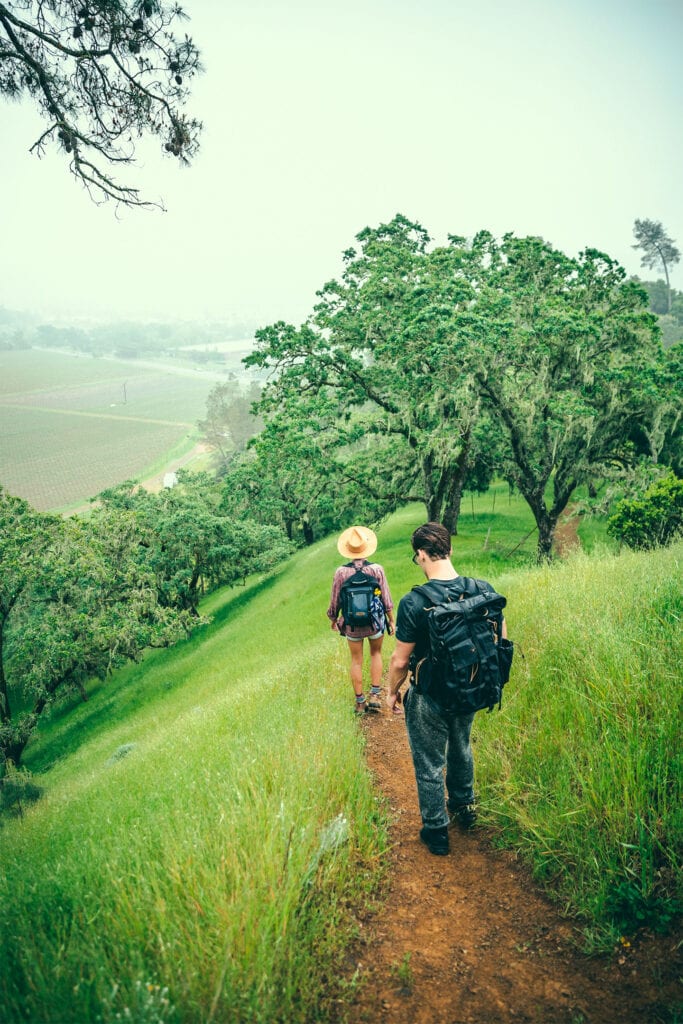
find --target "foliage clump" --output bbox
[0,762,42,819]
[607,473,683,550]
[1,477,291,769]
[0,0,202,206]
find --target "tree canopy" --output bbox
[0,472,291,768]
[246,215,492,535]
[0,0,202,206]
[0,488,192,766]
[97,471,291,613]
[247,215,676,560]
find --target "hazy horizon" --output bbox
[2,0,682,328]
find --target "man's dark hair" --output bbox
[411,522,452,560]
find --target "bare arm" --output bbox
[386,639,415,711]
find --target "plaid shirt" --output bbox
[327,559,394,638]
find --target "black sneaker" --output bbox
[419,826,449,856]
[449,803,477,831]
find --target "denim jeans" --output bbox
[404,687,475,829]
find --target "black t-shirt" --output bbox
[395,576,496,665]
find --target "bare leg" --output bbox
[347,639,365,698]
[369,636,384,689]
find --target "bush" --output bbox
[0,763,42,820]
[607,473,683,550]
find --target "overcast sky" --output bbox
[1,0,682,328]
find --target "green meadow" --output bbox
[0,493,681,1022]
[0,349,228,511]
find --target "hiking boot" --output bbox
[449,803,477,831]
[355,695,368,715]
[367,686,382,712]
[419,826,449,856]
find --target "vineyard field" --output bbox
[0,349,233,511]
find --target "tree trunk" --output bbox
[188,564,202,610]
[421,427,472,535]
[3,685,55,767]
[441,497,460,536]
[302,515,315,546]
[426,491,440,522]
[3,734,27,769]
[521,491,558,562]
[441,428,473,536]
[536,515,555,562]
[0,619,12,727]
[664,261,672,313]
[423,452,439,523]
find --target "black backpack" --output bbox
[340,562,384,630]
[412,577,513,713]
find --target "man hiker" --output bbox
[386,522,509,856]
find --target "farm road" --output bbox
[0,403,193,428]
[346,708,682,1024]
[137,440,212,493]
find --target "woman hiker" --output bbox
[327,525,398,715]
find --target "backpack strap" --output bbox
[413,577,479,606]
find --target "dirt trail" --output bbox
[345,710,682,1024]
[553,505,581,558]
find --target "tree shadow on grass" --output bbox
[24,571,282,776]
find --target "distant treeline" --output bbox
[633,277,683,348]
[0,308,257,358]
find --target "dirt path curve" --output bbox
[138,440,213,493]
[345,711,681,1024]
[554,505,581,558]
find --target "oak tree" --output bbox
[246,216,486,534]
[247,217,675,561]
[98,471,290,611]
[451,234,674,558]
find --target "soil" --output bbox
[553,506,581,557]
[344,709,682,1024]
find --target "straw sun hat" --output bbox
[337,525,378,559]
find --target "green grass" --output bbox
[475,543,683,946]
[0,493,680,1021]
[1,561,388,1023]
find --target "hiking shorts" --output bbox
[346,630,383,642]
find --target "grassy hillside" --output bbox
[477,543,682,946]
[0,496,681,1022]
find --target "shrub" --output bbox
[607,472,683,550]
[0,763,42,819]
